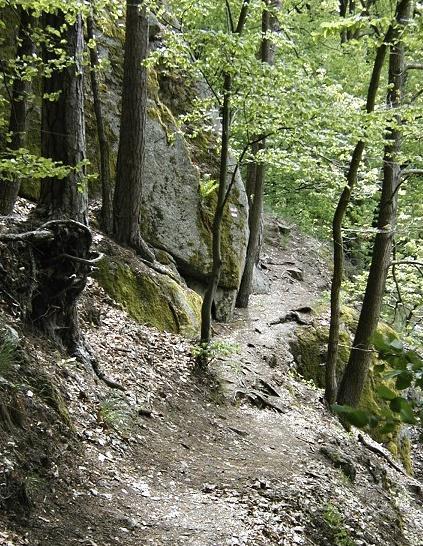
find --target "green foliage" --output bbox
[332,405,371,428]
[372,331,422,425]
[0,338,16,377]
[0,149,70,181]
[98,394,133,434]
[333,330,422,435]
[199,176,218,201]
[323,503,355,546]
[192,340,239,364]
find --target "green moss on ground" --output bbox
[95,257,201,338]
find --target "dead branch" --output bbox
[57,252,105,266]
[358,434,406,475]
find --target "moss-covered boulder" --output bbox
[290,322,351,388]
[290,308,412,472]
[94,242,202,338]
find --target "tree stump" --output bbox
[0,220,101,357]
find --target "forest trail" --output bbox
[2,216,422,546]
[212,217,330,402]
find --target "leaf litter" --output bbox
[0,208,421,546]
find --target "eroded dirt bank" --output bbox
[1,216,422,546]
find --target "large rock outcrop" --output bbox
[90,33,249,322]
[13,21,250,326]
[141,99,248,320]
[94,239,202,338]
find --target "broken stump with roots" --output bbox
[0,219,101,361]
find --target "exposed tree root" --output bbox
[0,219,124,391]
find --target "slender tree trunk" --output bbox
[245,142,258,209]
[337,0,411,407]
[112,0,154,261]
[87,11,113,234]
[325,23,394,404]
[200,0,251,344]
[339,0,349,42]
[201,72,231,343]
[38,11,88,224]
[237,0,279,308]
[0,9,34,215]
[339,0,356,42]
[237,143,265,308]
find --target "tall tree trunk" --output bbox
[337,0,411,407]
[245,142,258,209]
[87,11,113,234]
[236,0,279,308]
[112,0,154,261]
[38,11,88,224]
[325,22,395,405]
[200,0,251,344]
[0,8,34,215]
[339,0,349,42]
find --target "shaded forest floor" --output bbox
[0,213,422,546]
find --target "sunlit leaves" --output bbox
[0,149,70,180]
[333,329,421,430]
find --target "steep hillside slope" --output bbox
[0,212,422,546]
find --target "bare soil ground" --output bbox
[0,214,422,546]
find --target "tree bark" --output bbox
[236,0,279,308]
[112,0,154,261]
[325,23,394,405]
[237,142,265,308]
[245,142,258,209]
[38,11,88,224]
[201,72,231,343]
[200,0,251,344]
[0,220,94,352]
[87,11,113,235]
[339,0,356,42]
[0,8,34,215]
[337,0,411,407]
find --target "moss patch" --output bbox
[196,186,244,290]
[95,255,201,338]
[147,69,178,145]
[290,309,412,472]
[291,323,350,388]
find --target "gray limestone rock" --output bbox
[252,264,271,295]
[88,33,249,322]
[140,111,249,320]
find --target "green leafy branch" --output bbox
[333,330,422,432]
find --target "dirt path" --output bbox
[2,218,422,546]
[212,218,331,400]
